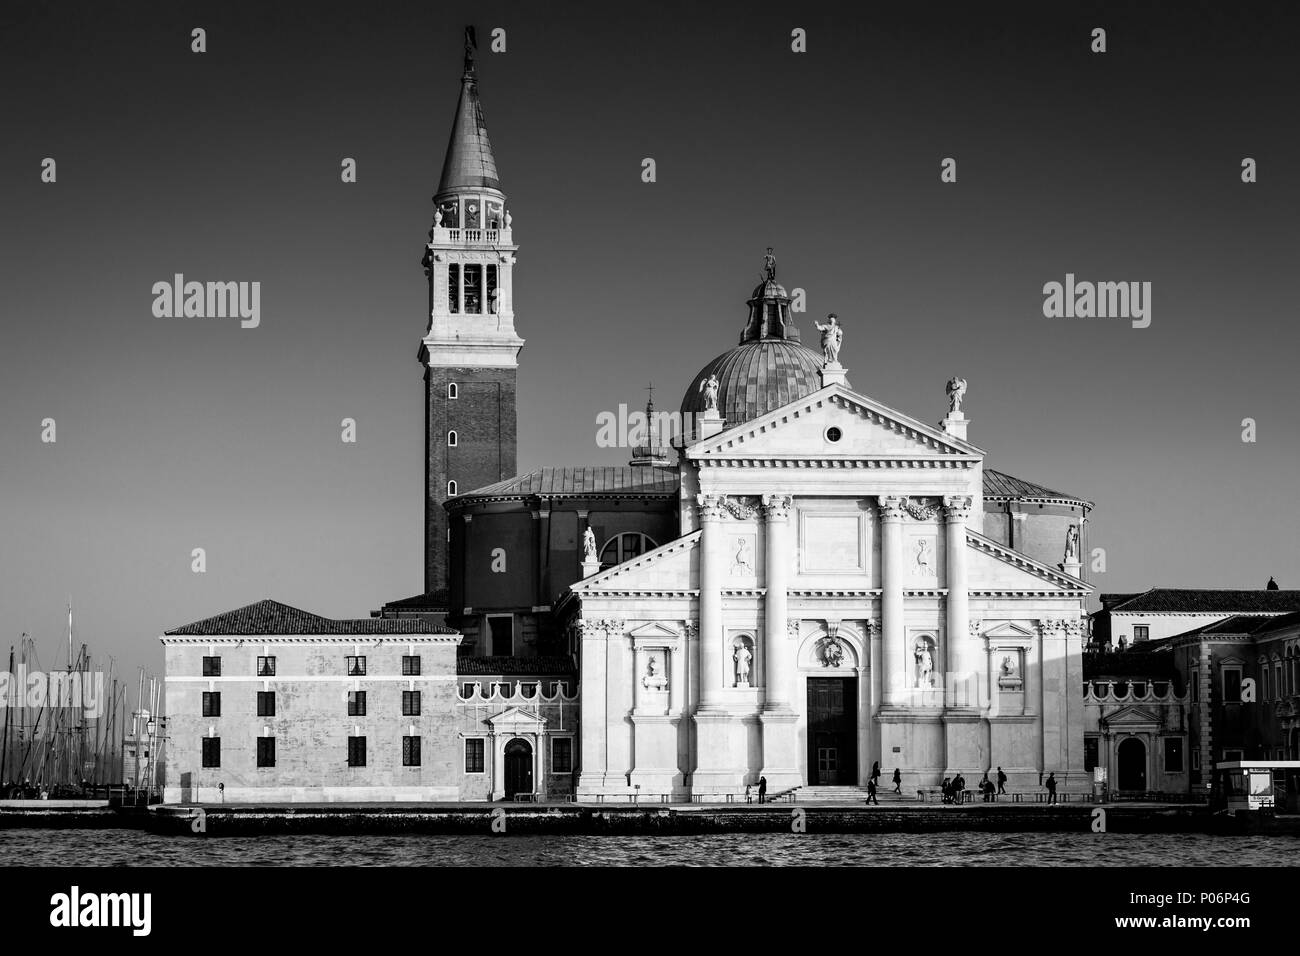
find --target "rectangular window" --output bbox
[346,655,366,676]
[1223,668,1242,703]
[347,691,367,716]
[201,737,221,768]
[465,738,485,774]
[1222,749,1243,763]
[402,736,421,767]
[256,737,276,768]
[448,263,459,313]
[1132,625,1149,642]
[1084,737,1099,772]
[402,690,421,716]
[257,656,276,677]
[1192,750,1201,771]
[552,738,573,774]
[202,656,221,677]
[257,691,276,717]
[1164,737,1184,773]
[1262,667,1271,701]
[1191,670,1199,702]
[347,736,366,767]
[520,682,537,698]
[202,692,221,717]
[461,682,478,698]
[438,199,459,229]
[402,655,422,676]
[489,615,513,656]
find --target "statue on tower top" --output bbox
[763,247,776,281]
[464,25,477,72]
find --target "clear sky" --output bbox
[1,0,1297,687]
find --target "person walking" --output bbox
[980,771,993,802]
[870,761,881,787]
[996,766,1007,796]
[866,776,879,805]
[758,776,767,804]
[892,767,902,794]
[1046,772,1058,805]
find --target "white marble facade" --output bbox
[571,381,1091,800]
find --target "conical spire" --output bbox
[435,26,502,199]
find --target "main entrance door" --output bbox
[807,677,858,785]
[504,738,534,799]
[1117,737,1146,791]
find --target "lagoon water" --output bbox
[0,829,1295,866]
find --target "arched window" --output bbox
[448,383,458,399]
[447,430,458,447]
[446,480,458,497]
[600,532,657,568]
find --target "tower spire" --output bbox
[436,25,500,200]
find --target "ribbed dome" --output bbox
[681,340,825,429]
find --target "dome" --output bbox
[681,339,825,430]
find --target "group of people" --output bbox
[864,762,903,804]
[942,767,1010,804]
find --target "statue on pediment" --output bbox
[700,373,720,413]
[815,314,843,365]
[946,376,967,414]
[1065,524,1080,562]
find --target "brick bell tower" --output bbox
[420,27,524,596]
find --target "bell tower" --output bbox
[420,27,524,596]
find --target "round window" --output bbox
[825,427,842,443]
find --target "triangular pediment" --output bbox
[628,621,682,639]
[686,384,983,463]
[487,707,546,730]
[1101,705,1163,728]
[982,622,1038,640]
[570,531,700,595]
[967,531,1093,594]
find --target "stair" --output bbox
[795,785,910,804]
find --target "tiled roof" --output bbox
[378,591,449,612]
[165,599,458,636]
[454,466,680,501]
[680,340,825,430]
[456,655,577,675]
[1104,589,1300,615]
[982,468,1089,504]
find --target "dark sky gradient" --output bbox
[1,0,1297,684]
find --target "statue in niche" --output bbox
[913,538,934,576]
[1001,655,1017,678]
[998,653,1022,689]
[946,376,967,415]
[642,655,669,692]
[700,373,720,413]
[1065,524,1080,562]
[732,537,754,575]
[583,526,597,562]
[814,314,843,365]
[915,643,935,689]
[733,641,752,687]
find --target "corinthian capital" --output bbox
[943,495,973,522]
[696,494,724,521]
[877,496,906,521]
[761,494,793,521]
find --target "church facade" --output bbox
[161,33,1096,802]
